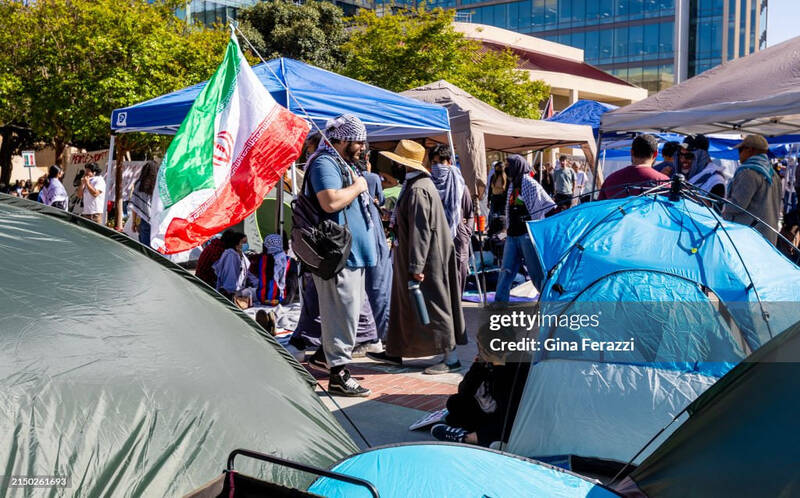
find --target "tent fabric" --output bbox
[110,58,450,140]
[0,194,358,495]
[507,194,800,465]
[621,320,800,498]
[307,443,620,498]
[546,99,618,137]
[600,36,800,136]
[401,80,597,197]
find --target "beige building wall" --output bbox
[454,22,649,110]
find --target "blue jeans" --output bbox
[495,234,543,303]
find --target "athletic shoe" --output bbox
[307,348,328,373]
[328,368,371,397]
[423,360,462,375]
[431,424,468,443]
[352,339,384,358]
[365,351,403,367]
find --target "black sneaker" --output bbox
[328,368,371,397]
[307,348,328,373]
[431,424,468,443]
[365,351,403,367]
[423,360,462,375]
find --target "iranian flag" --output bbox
[150,35,309,254]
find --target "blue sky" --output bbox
[768,0,800,46]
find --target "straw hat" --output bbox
[379,140,427,173]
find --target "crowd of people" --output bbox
[2,119,794,450]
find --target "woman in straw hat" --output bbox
[367,140,467,374]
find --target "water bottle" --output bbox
[408,280,430,326]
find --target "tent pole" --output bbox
[290,161,297,198]
[275,180,284,236]
[592,135,603,200]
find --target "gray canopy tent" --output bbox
[402,80,597,198]
[601,35,800,137]
[0,194,358,495]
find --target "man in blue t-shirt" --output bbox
[306,114,377,397]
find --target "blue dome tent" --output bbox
[506,184,800,467]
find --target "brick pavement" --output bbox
[306,362,458,412]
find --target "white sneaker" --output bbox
[352,340,384,358]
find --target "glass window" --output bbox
[509,2,520,30]
[584,29,600,61]
[643,0,659,17]
[644,23,659,59]
[533,0,546,26]
[659,21,674,57]
[598,0,613,21]
[544,0,557,25]
[520,0,533,29]
[614,26,629,59]
[658,0,674,11]
[559,0,571,23]
[629,24,644,57]
[629,0,644,19]
[586,0,600,20]
[628,66,643,86]
[599,29,614,63]
[641,65,659,92]
[615,0,629,19]
[659,63,674,90]
[571,30,586,50]
[572,0,586,24]
[558,32,570,45]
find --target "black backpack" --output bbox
[291,156,352,280]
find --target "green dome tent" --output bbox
[0,195,357,496]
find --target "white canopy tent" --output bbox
[402,80,597,199]
[601,35,800,137]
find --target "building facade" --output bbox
[179,0,766,94]
[178,0,366,24]
[451,0,766,92]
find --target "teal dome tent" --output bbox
[507,184,800,468]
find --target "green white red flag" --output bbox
[150,34,309,254]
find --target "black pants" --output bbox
[554,193,572,210]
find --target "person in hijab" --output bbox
[39,165,68,210]
[685,134,711,179]
[429,144,473,294]
[250,233,291,305]
[688,157,731,199]
[212,231,255,302]
[494,155,556,305]
[130,160,158,247]
[723,134,782,244]
[368,140,467,375]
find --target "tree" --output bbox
[237,0,347,71]
[0,0,228,175]
[344,6,550,119]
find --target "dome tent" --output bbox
[506,184,800,467]
[0,195,357,495]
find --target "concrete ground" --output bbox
[304,302,484,449]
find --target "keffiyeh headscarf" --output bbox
[306,114,374,230]
[264,234,288,294]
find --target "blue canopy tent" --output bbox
[507,189,800,468]
[108,56,451,236]
[546,100,619,140]
[110,57,450,140]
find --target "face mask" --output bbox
[241,243,249,253]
